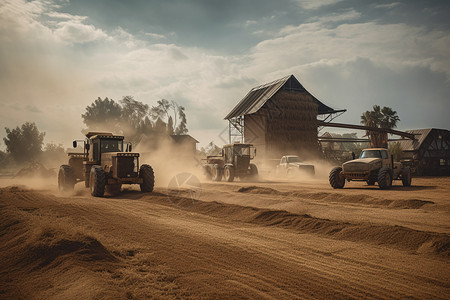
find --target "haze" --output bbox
[1,0,449,148]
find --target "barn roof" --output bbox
[170,134,199,144]
[397,129,433,151]
[225,75,344,119]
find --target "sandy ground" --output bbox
[0,175,449,299]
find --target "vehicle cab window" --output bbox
[92,140,99,162]
[281,157,286,164]
[360,150,381,159]
[381,150,388,159]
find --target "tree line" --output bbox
[1,96,188,168]
[82,96,188,145]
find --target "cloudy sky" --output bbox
[1,0,449,149]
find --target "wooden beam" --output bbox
[317,121,415,139]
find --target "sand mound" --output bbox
[165,195,449,256]
[28,234,117,270]
[238,186,435,209]
[237,186,282,195]
[0,208,118,299]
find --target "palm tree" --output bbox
[361,105,400,148]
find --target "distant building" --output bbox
[397,128,450,175]
[170,134,199,161]
[225,75,344,161]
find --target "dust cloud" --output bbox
[136,136,204,187]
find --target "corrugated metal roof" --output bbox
[225,75,341,119]
[396,129,433,151]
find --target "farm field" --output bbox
[0,176,449,299]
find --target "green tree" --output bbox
[0,150,10,169]
[3,122,45,162]
[174,105,188,134]
[120,96,149,128]
[167,116,174,135]
[150,99,188,135]
[82,96,189,147]
[361,105,400,148]
[82,97,122,130]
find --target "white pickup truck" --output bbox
[276,155,315,178]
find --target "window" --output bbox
[281,157,286,164]
[381,150,388,159]
[360,150,381,159]
[440,159,446,166]
[100,139,123,153]
[287,156,301,163]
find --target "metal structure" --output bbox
[225,75,345,159]
[317,121,415,140]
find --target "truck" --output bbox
[276,155,315,178]
[329,148,411,189]
[58,132,154,197]
[203,143,258,182]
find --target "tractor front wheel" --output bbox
[224,165,235,182]
[378,167,393,190]
[90,166,106,197]
[140,164,155,192]
[58,165,75,192]
[329,167,345,189]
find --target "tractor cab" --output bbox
[85,133,125,164]
[223,143,255,172]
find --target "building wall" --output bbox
[244,113,267,161]
[244,90,319,161]
[417,129,450,175]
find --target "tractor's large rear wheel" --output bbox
[90,165,106,197]
[329,167,345,189]
[58,165,75,192]
[139,164,155,192]
[224,165,235,182]
[378,167,392,190]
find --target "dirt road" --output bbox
[0,177,449,299]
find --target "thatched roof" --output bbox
[225,75,344,119]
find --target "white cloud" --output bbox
[53,20,107,44]
[250,21,450,80]
[297,0,344,10]
[46,11,87,21]
[375,2,401,9]
[145,32,166,39]
[0,0,449,148]
[310,9,361,23]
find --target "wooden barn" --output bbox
[170,134,199,162]
[397,128,450,175]
[225,75,344,161]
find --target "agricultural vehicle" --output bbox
[329,148,411,189]
[58,132,154,197]
[203,143,258,182]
